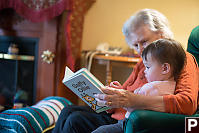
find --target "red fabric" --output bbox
[0,0,72,22]
[69,0,95,70]
[65,9,75,71]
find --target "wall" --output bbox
[82,0,199,51]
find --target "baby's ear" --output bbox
[161,63,170,74]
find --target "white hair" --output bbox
[122,9,174,39]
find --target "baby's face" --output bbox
[143,54,164,82]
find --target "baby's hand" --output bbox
[109,81,122,89]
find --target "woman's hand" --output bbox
[95,86,135,108]
[95,86,165,112]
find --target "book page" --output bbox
[62,66,74,82]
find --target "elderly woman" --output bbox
[53,9,198,133]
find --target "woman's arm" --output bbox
[133,95,165,112]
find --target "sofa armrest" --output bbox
[124,110,198,133]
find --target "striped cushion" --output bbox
[0,96,72,133]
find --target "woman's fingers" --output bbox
[95,98,113,107]
[94,94,106,100]
[95,86,135,108]
[95,98,106,106]
[101,86,121,95]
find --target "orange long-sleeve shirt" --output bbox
[111,52,199,120]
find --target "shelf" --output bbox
[94,54,140,63]
[0,53,34,61]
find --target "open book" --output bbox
[62,66,111,113]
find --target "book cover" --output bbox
[62,66,110,113]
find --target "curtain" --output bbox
[0,0,72,22]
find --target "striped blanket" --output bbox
[0,96,72,133]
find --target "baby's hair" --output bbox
[141,39,186,80]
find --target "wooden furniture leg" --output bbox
[106,60,112,85]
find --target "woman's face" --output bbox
[125,25,162,55]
